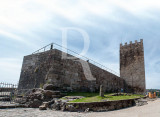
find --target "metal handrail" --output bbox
[0,82,17,88]
[32,43,120,77]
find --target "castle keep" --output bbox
[18,39,146,94]
[120,39,146,94]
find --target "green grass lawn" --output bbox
[65,92,144,103]
[66,92,108,97]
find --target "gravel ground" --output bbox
[0,99,160,117]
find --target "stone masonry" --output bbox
[120,39,146,94]
[18,49,124,93]
[18,39,146,94]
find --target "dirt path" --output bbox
[0,99,160,117]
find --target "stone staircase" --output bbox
[0,92,11,101]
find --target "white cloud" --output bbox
[0,58,22,84]
[0,0,160,38]
[0,0,52,48]
[0,30,25,42]
[0,0,160,88]
[147,72,160,89]
[34,0,160,21]
[0,0,50,29]
[0,30,40,49]
[1,0,160,29]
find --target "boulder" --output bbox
[15,97,27,104]
[28,99,42,108]
[17,87,63,109]
[43,84,54,90]
[66,104,75,112]
[34,92,43,100]
[43,102,49,108]
[43,90,60,98]
[39,105,47,110]
[27,91,44,101]
[48,99,55,105]
[39,102,49,110]
[51,100,61,110]
[51,99,67,111]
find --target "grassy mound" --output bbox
[64,92,144,103]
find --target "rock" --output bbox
[60,101,67,111]
[39,106,47,110]
[17,87,63,109]
[24,88,45,101]
[32,88,44,93]
[66,104,75,112]
[28,99,42,108]
[51,100,61,110]
[39,102,49,110]
[43,102,49,107]
[33,92,43,100]
[43,90,60,98]
[52,95,61,98]
[43,84,54,90]
[27,91,44,101]
[48,99,55,105]
[43,90,54,98]
[15,97,27,104]
[85,108,90,112]
[135,99,148,106]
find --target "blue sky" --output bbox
[0,0,160,89]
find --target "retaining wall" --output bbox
[65,99,136,112]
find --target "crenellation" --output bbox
[120,39,144,52]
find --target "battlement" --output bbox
[120,39,144,66]
[120,39,144,54]
[120,39,143,48]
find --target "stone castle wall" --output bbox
[120,39,146,94]
[18,49,124,92]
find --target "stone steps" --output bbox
[0,97,11,101]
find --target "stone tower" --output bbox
[120,39,146,94]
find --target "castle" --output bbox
[18,39,146,94]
